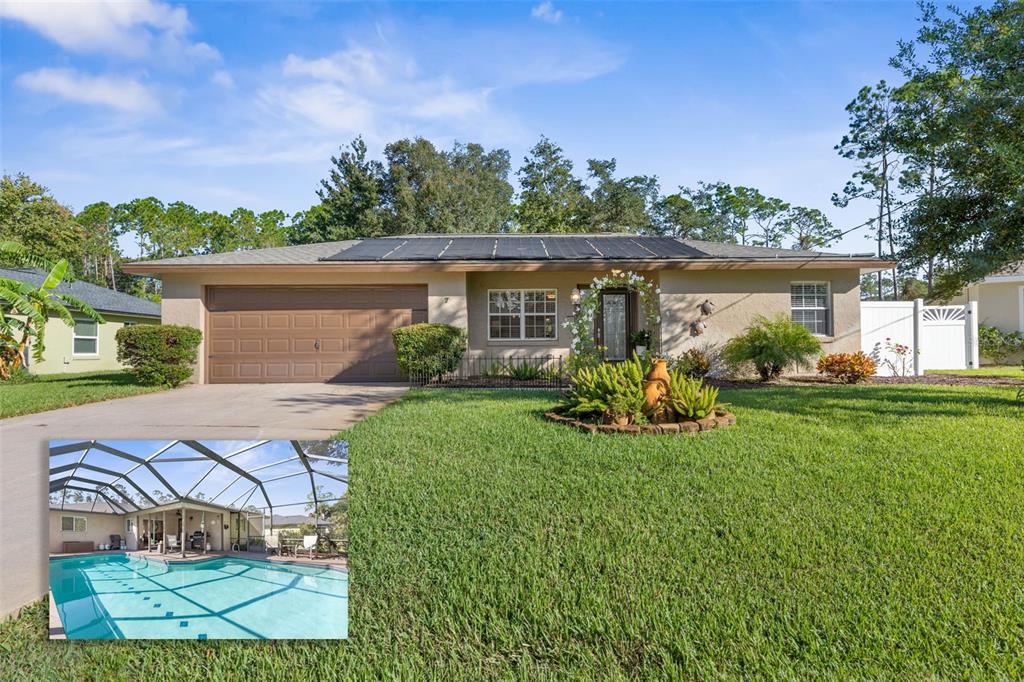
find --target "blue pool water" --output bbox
[50,554,347,640]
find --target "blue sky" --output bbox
[2,1,940,254]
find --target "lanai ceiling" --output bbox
[48,440,348,519]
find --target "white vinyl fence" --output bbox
[861,299,979,376]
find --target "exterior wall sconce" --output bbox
[570,288,582,305]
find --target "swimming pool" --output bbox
[49,554,347,640]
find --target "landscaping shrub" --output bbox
[667,370,719,418]
[562,354,647,422]
[115,324,201,387]
[816,351,877,383]
[671,347,712,379]
[1,366,37,384]
[979,325,1024,363]
[562,353,722,425]
[721,314,822,381]
[392,323,467,378]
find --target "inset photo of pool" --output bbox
[47,439,349,640]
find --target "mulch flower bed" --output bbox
[545,407,737,435]
[704,375,1023,389]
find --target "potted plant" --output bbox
[630,329,652,355]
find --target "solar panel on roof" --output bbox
[495,237,548,260]
[322,239,402,261]
[386,237,450,260]
[634,237,703,258]
[543,237,603,259]
[438,236,496,260]
[591,238,648,259]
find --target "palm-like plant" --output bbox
[0,241,104,379]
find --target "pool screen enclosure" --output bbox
[48,440,348,546]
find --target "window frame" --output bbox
[790,281,832,337]
[61,515,87,533]
[486,288,558,341]
[72,317,100,357]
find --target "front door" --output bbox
[601,291,629,361]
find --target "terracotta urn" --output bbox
[642,358,671,413]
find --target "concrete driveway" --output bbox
[0,382,406,620]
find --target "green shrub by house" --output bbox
[721,314,822,381]
[115,324,202,387]
[392,323,467,379]
[979,325,1024,363]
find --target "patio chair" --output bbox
[265,535,280,556]
[109,535,122,551]
[297,535,318,560]
[166,535,179,552]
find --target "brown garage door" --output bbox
[206,286,427,383]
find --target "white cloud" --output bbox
[272,45,493,135]
[211,69,235,89]
[0,0,219,62]
[16,67,160,114]
[531,1,563,24]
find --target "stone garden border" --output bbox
[544,407,737,435]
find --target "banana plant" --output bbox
[0,241,104,379]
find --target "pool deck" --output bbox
[49,549,347,570]
[48,590,65,640]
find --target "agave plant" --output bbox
[667,369,720,419]
[0,241,104,380]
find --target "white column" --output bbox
[965,300,979,369]
[913,298,924,376]
[161,511,166,554]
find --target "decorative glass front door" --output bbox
[602,292,628,361]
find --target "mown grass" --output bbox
[0,370,164,419]
[4,384,1024,679]
[927,365,1023,378]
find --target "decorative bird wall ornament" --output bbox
[700,299,715,316]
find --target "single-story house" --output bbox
[123,234,888,383]
[1,267,161,374]
[951,262,1024,362]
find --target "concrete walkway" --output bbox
[0,382,406,621]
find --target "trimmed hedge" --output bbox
[115,324,202,387]
[392,323,466,379]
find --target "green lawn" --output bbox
[0,370,164,418]
[927,365,1023,378]
[4,384,1024,678]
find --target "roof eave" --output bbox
[124,257,891,275]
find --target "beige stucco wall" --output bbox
[660,268,862,361]
[954,280,1024,364]
[465,270,660,357]
[955,281,1024,333]
[161,266,864,380]
[48,510,126,554]
[161,270,469,383]
[23,312,159,375]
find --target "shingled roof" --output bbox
[0,268,160,317]
[127,234,877,268]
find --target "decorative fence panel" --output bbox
[861,299,979,376]
[409,354,567,389]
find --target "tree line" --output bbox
[1,2,1019,303]
[832,0,1023,300]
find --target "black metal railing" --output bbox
[409,353,567,389]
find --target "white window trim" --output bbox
[72,317,100,357]
[1018,285,1024,333]
[61,515,87,533]
[487,288,558,341]
[790,281,832,337]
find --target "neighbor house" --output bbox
[2,268,161,374]
[951,262,1024,363]
[123,234,888,383]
